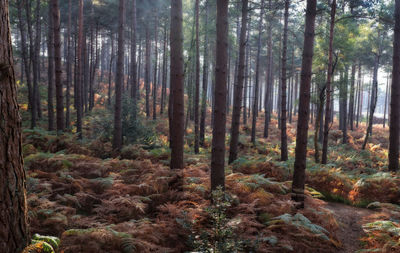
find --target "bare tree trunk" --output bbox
[280,0,290,161]
[76,0,84,138]
[251,0,265,145]
[363,32,382,150]
[349,64,356,130]
[211,0,229,190]
[200,0,209,146]
[113,0,125,151]
[52,0,64,132]
[145,24,151,118]
[264,0,273,138]
[47,0,55,131]
[170,0,185,169]
[384,74,390,128]
[108,34,114,106]
[356,63,362,128]
[321,0,336,164]
[160,20,167,115]
[194,0,200,153]
[153,9,159,120]
[66,0,72,128]
[0,1,29,250]
[389,0,400,171]
[291,0,317,208]
[229,0,248,164]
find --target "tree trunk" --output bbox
[194,0,200,153]
[363,32,382,150]
[145,24,151,118]
[349,64,356,130]
[321,0,336,164]
[160,23,168,115]
[0,1,29,250]
[264,0,273,138]
[170,0,185,169]
[211,0,229,190]
[113,0,125,151]
[356,63,362,128]
[66,0,72,129]
[229,0,248,164]
[291,0,317,208]
[76,0,84,138]
[384,74,389,128]
[389,0,400,171]
[200,0,209,146]
[52,0,64,132]
[153,9,159,120]
[130,0,137,103]
[47,0,55,131]
[280,0,289,161]
[251,0,265,145]
[108,34,114,106]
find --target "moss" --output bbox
[32,234,60,250]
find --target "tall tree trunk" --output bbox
[47,0,55,131]
[384,74,389,128]
[321,0,336,164]
[160,22,168,115]
[342,68,348,144]
[349,64,356,130]
[26,0,37,128]
[280,0,289,161]
[145,24,151,118]
[194,0,200,153]
[113,0,125,151]
[108,34,114,106]
[211,0,229,190]
[34,0,42,120]
[76,0,84,138]
[251,0,265,145]
[0,1,29,250]
[356,63,362,128]
[291,0,317,208]
[264,0,273,138]
[389,0,400,171]
[52,0,64,132]
[130,0,137,102]
[363,32,382,150]
[170,0,185,169]
[200,0,209,146]
[153,9,159,120]
[66,0,72,129]
[229,0,248,164]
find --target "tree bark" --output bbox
[153,8,159,120]
[321,0,336,164]
[291,0,317,208]
[47,0,55,131]
[251,0,265,145]
[389,0,400,171]
[194,0,200,153]
[229,0,248,164]
[349,64,356,130]
[211,0,229,190]
[170,0,185,169]
[66,0,72,129]
[76,0,84,138]
[130,0,137,103]
[113,0,125,151]
[280,0,289,161]
[200,0,209,146]
[145,24,151,118]
[52,0,64,132]
[0,1,29,250]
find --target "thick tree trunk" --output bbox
[280,0,289,161]
[291,0,317,208]
[0,1,29,250]
[229,0,248,164]
[170,0,185,169]
[113,0,125,151]
[52,0,64,132]
[321,0,336,164]
[251,0,265,145]
[211,0,229,190]
[389,0,400,171]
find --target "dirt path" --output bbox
[323,202,375,253]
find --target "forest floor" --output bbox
[324,202,375,253]
[18,90,400,252]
